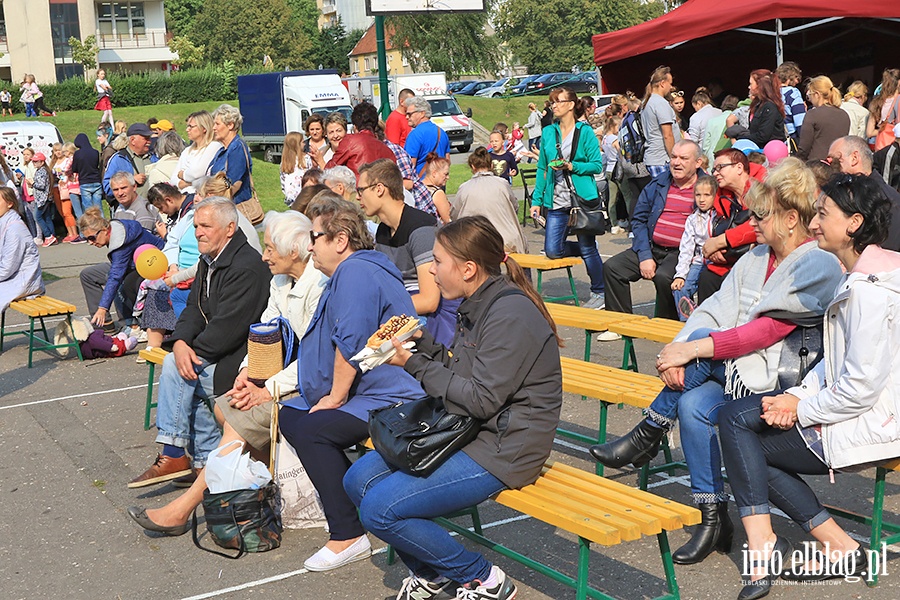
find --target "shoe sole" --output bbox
[304,548,372,572]
[127,468,192,488]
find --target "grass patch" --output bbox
[456,96,539,135]
[42,272,61,282]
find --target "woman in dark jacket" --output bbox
[344,216,563,600]
[71,133,103,212]
[738,69,787,148]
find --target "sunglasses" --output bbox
[309,230,327,245]
[84,233,99,242]
[749,210,772,221]
[671,90,685,97]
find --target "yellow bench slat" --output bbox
[508,253,583,270]
[138,347,170,364]
[495,489,623,546]
[10,296,76,317]
[516,485,644,541]
[547,304,648,332]
[608,318,685,344]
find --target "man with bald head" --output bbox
[827,135,900,250]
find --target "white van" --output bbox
[0,121,63,170]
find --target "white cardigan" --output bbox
[171,141,223,194]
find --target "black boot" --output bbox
[672,502,734,565]
[589,419,666,468]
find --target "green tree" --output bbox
[165,0,204,37]
[387,11,501,80]
[169,35,205,69]
[314,19,363,73]
[191,0,313,70]
[495,0,663,73]
[68,35,100,71]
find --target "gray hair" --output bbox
[323,165,356,190]
[838,135,873,171]
[405,96,432,119]
[194,196,238,228]
[109,171,136,186]
[156,130,185,158]
[213,103,243,130]
[673,138,702,160]
[264,210,313,263]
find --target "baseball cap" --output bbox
[151,119,174,132]
[32,152,46,161]
[127,123,153,137]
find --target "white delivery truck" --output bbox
[343,72,474,153]
[239,70,353,163]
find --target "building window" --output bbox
[98,2,146,37]
[0,3,6,42]
[364,57,371,71]
[50,0,81,61]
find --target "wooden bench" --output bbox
[509,253,584,305]
[548,304,647,361]
[432,461,701,600]
[825,457,900,586]
[607,318,685,372]
[138,347,169,430]
[0,296,83,367]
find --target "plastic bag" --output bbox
[205,440,272,494]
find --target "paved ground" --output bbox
[2,210,900,600]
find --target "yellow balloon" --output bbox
[135,248,168,280]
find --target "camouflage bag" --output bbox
[191,482,283,559]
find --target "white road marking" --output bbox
[0,382,150,410]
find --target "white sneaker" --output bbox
[582,293,606,310]
[303,535,372,571]
[136,329,148,343]
[397,574,454,600]
[456,566,518,600]
[597,331,622,342]
[610,226,623,234]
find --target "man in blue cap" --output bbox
[103,122,158,199]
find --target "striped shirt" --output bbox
[652,184,695,248]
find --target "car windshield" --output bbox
[428,98,462,117]
[312,107,352,122]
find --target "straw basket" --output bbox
[247,323,283,387]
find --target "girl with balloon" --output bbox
[78,207,164,331]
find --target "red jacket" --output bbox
[326,130,396,178]
[709,172,765,276]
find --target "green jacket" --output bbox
[532,121,603,208]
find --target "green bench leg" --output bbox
[869,466,887,587]
[620,337,639,372]
[144,363,157,430]
[27,316,36,368]
[594,402,609,476]
[657,531,681,599]
[576,536,590,600]
[567,267,579,307]
[0,309,5,352]
[536,270,543,296]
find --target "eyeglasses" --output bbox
[712,163,737,173]
[749,210,772,221]
[356,183,379,195]
[185,123,198,130]
[551,99,574,106]
[309,230,327,245]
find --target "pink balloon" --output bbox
[764,140,789,165]
[133,243,157,263]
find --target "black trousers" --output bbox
[279,406,369,541]
[603,244,679,320]
[697,266,727,304]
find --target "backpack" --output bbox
[619,110,646,165]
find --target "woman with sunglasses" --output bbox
[529,86,606,309]
[719,173,900,599]
[591,159,842,567]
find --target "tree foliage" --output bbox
[387,10,501,80]
[314,19,364,73]
[69,35,100,71]
[191,0,313,70]
[169,35,205,69]
[495,0,663,73]
[164,0,204,37]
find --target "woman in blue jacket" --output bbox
[529,87,606,308]
[78,207,163,328]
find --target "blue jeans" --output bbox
[345,450,505,585]
[544,207,604,294]
[646,328,730,503]
[35,202,55,238]
[154,352,222,468]
[69,193,83,220]
[24,103,36,118]
[672,262,703,322]
[720,394,831,532]
[79,183,103,212]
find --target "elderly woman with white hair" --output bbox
[126,209,327,535]
[323,165,357,200]
[206,103,253,205]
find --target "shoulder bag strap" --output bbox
[237,140,256,193]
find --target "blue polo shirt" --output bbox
[404,120,450,177]
[285,250,426,421]
[207,136,253,204]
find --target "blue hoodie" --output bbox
[100,219,164,310]
[287,250,426,420]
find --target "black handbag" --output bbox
[368,289,524,477]
[558,124,608,236]
[192,482,283,559]
[775,322,825,389]
[712,193,753,262]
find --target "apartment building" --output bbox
[0,0,176,84]
[348,23,412,78]
[317,0,372,32]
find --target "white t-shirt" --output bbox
[95,79,109,95]
[641,93,680,166]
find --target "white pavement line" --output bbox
[0,382,150,410]
[180,515,533,600]
[2,317,65,330]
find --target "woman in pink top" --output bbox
[591,158,843,566]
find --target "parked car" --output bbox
[447,81,468,94]
[455,80,496,96]
[525,72,598,95]
[475,77,521,98]
[508,74,542,95]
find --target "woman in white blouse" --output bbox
[171,111,222,194]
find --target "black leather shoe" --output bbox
[737,535,791,600]
[589,419,666,468]
[126,506,190,536]
[781,546,867,582]
[673,502,734,564]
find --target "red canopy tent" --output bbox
[591,0,900,97]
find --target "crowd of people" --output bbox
[2,61,900,600]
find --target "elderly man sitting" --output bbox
[601,140,703,335]
[127,197,271,489]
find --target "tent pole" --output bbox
[775,18,784,66]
